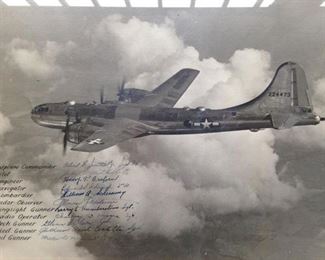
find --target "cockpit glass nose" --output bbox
[32,104,49,113]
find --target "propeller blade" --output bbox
[63,134,67,155]
[320,117,325,121]
[121,78,126,91]
[117,78,127,101]
[63,114,70,155]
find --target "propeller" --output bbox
[62,101,81,155]
[63,113,70,155]
[321,117,325,121]
[117,78,126,101]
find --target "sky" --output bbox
[1,1,325,259]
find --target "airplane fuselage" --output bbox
[31,102,320,136]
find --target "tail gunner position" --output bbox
[31,62,324,153]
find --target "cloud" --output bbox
[0,111,12,137]
[120,162,202,237]
[93,16,273,109]
[94,15,185,78]
[313,78,325,115]
[6,38,75,80]
[34,143,201,238]
[0,97,13,148]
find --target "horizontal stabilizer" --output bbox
[271,113,301,129]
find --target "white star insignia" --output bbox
[201,118,211,129]
[87,138,104,145]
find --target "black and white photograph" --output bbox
[0,0,325,259]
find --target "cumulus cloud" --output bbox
[93,15,273,109]
[0,111,12,137]
[0,114,13,162]
[94,15,185,78]
[6,38,75,79]
[313,78,325,115]
[0,97,13,144]
[36,143,201,238]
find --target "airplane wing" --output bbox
[71,119,155,152]
[135,68,200,108]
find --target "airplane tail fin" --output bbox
[241,62,313,112]
[234,62,314,128]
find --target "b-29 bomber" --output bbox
[31,62,324,153]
